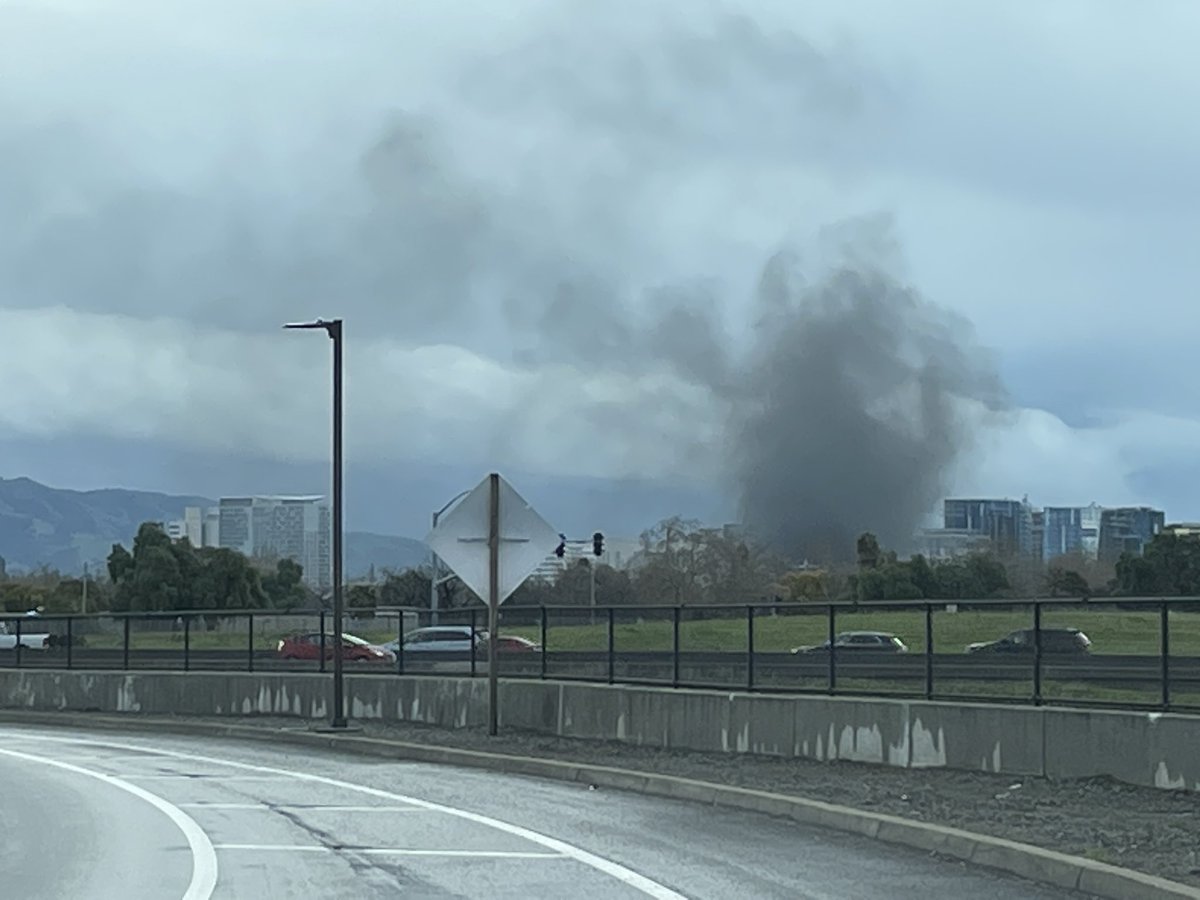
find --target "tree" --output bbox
[907,554,937,598]
[1045,565,1091,598]
[1113,532,1200,596]
[780,569,830,602]
[107,544,134,586]
[378,568,433,608]
[262,558,307,609]
[856,533,882,570]
[108,524,266,612]
[507,576,558,607]
[635,516,704,604]
[631,517,785,605]
[190,547,266,610]
[347,584,377,609]
[854,562,922,601]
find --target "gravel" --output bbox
[190,714,1200,889]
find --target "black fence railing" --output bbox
[1,596,1198,713]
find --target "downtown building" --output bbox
[924,498,1165,564]
[1041,503,1103,562]
[217,496,331,590]
[1098,507,1165,562]
[941,498,1036,558]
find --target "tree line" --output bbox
[2,517,1198,616]
[0,522,308,614]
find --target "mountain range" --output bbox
[0,476,428,577]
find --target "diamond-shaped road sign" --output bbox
[424,474,560,605]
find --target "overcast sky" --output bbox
[3,0,1199,535]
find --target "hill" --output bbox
[0,476,427,578]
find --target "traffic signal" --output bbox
[592,531,604,557]
[554,535,566,558]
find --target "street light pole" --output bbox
[285,317,347,730]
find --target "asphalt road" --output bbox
[0,725,1093,900]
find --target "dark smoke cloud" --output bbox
[728,246,1008,562]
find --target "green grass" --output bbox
[505,609,1200,655]
[70,609,1200,669]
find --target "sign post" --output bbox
[487,473,501,736]
[425,472,560,737]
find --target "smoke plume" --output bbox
[728,244,1007,562]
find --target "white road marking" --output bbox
[0,746,219,900]
[214,844,564,858]
[118,773,291,781]
[19,734,691,900]
[180,803,428,812]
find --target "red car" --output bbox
[277,632,395,663]
[493,635,541,653]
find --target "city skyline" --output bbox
[927,497,1168,565]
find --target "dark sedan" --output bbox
[966,627,1091,655]
[791,631,909,654]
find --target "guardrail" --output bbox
[2,596,1198,713]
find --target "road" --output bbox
[8,647,1200,693]
[0,725,1091,899]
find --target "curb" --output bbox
[1,710,1196,900]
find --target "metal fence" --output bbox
[2,596,1198,714]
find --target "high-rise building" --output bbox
[1163,522,1200,538]
[1030,510,1045,564]
[942,498,1035,557]
[1099,507,1164,562]
[166,506,219,547]
[1042,503,1103,561]
[202,507,220,547]
[914,527,993,561]
[218,496,331,590]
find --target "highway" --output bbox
[0,725,1087,899]
[6,648,1200,694]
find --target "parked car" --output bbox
[276,632,395,663]
[790,631,909,654]
[966,627,1091,655]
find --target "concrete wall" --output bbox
[0,670,1195,792]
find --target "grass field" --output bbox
[503,609,1200,656]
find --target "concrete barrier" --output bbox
[0,669,1196,792]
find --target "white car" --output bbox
[0,621,51,650]
[383,626,483,655]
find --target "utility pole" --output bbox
[81,562,88,615]
[589,559,596,611]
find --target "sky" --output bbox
[2,0,1199,541]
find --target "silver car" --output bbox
[383,625,483,655]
